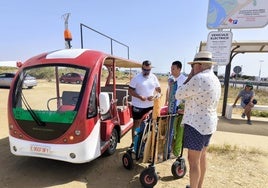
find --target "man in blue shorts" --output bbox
[128,60,161,144]
[175,51,221,188]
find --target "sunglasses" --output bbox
[142,68,151,72]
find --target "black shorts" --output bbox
[132,106,153,120]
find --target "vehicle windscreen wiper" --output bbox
[21,92,46,127]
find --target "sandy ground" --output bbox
[1,87,268,188]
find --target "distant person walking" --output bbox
[128,60,161,145]
[232,82,257,125]
[175,51,221,188]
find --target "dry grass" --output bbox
[208,143,268,157]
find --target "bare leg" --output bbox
[188,149,202,188]
[198,147,207,188]
[246,109,251,120]
[244,103,253,120]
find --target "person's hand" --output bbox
[187,68,195,79]
[139,95,147,101]
[147,96,154,101]
[184,68,195,84]
[249,101,254,107]
[232,104,236,107]
[177,109,184,114]
[155,87,161,93]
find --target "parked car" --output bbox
[60,72,84,84]
[0,72,37,89]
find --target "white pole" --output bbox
[259,60,263,80]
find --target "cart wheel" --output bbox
[122,152,134,170]
[140,167,158,188]
[171,158,186,179]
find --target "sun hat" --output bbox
[188,51,216,65]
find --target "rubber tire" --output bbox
[104,128,118,155]
[122,152,134,170]
[139,167,158,188]
[171,159,187,179]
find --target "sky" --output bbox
[1,0,268,77]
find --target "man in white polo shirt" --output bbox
[128,60,161,145]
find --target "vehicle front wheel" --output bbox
[104,128,118,155]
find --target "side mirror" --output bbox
[99,92,110,114]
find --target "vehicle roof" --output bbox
[23,49,142,69]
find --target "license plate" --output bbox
[30,145,50,154]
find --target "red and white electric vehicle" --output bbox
[8,48,141,163]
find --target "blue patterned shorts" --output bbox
[183,124,212,151]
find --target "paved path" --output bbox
[217,115,268,136]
